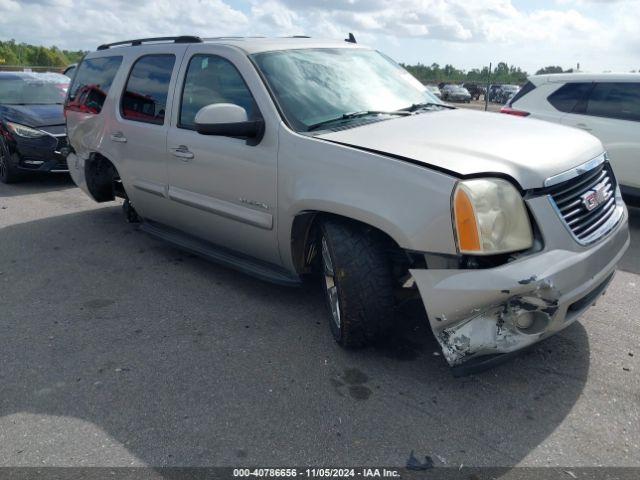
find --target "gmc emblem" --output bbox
[581,183,608,211]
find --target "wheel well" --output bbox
[85,153,125,202]
[291,212,421,282]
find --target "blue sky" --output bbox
[0,0,638,74]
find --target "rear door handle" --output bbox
[171,145,194,161]
[110,132,127,143]
[576,123,592,132]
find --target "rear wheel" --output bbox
[0,139,20,184]
[319,219,395,348]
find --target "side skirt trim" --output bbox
[168,186,273,230]
[139,220,301,287]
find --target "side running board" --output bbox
[140,221,301,287]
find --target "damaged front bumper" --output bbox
[410,208,630,369]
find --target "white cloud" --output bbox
[0,0,248,50]
[250,1,300,31]
[247,0,639,72]
[0,0,638,72]
[0,0,20,12]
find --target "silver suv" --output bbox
[65,36,630,373]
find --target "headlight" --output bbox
[453,178,533,255]
[5,121,47,138]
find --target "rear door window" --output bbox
[179,54,258,130]
[585,82,640,122]
[121,54,176,125]
[66,56,123,114]
[547,82,592,113]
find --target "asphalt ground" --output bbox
[0,174,638,468]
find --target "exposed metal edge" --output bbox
[544,152,606,188]
[168,186,273,230]
[139,221,300,287]
[133,180,166,198]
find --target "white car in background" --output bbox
[425,84,442,99]
[501,73,640,204]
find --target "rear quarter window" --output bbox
[508,81,535,105]
[547,82,592,113]
[66,56,123,114]
[585,82,640,122]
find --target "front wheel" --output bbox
[319,219,395,348]
[0,139,20,184]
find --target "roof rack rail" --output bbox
[97,36,203,51]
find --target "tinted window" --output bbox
[508,81,535,105]
[585,82,640,122]
[547,82,592,113]
[122,54,175,125]
[179,55,258,129]
[66,56,122,114]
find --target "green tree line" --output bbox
[3,39,602,80]
[0,39,85,67]
[401,61,529,85]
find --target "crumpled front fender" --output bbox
[410,218,629,366]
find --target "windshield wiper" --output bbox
[399,102,455,112]
[307,110,410,132]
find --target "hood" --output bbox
[317,109,604,189]
[0,104,65,128]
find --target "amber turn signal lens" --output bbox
[454,187,481,253]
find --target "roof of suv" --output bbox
[530,72,640,84]
[96,36,365,55]
[203,37,364,54]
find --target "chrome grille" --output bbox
[548,161,621,244]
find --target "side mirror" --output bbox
[194,103,264,143]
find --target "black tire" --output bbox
[318,219,395,348]
[0,139,20,184]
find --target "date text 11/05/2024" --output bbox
[233,468,401,478]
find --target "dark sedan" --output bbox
[441,85,472,103]
[0,72,69,183]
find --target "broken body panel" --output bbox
[411,194,630,366]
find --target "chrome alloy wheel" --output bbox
[321,236,341,329]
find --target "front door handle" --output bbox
[171,145,195,161]
[110,132,127,143]
[576,123,592,132]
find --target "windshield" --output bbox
[0,75,68,105]
[251,48,443,132]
